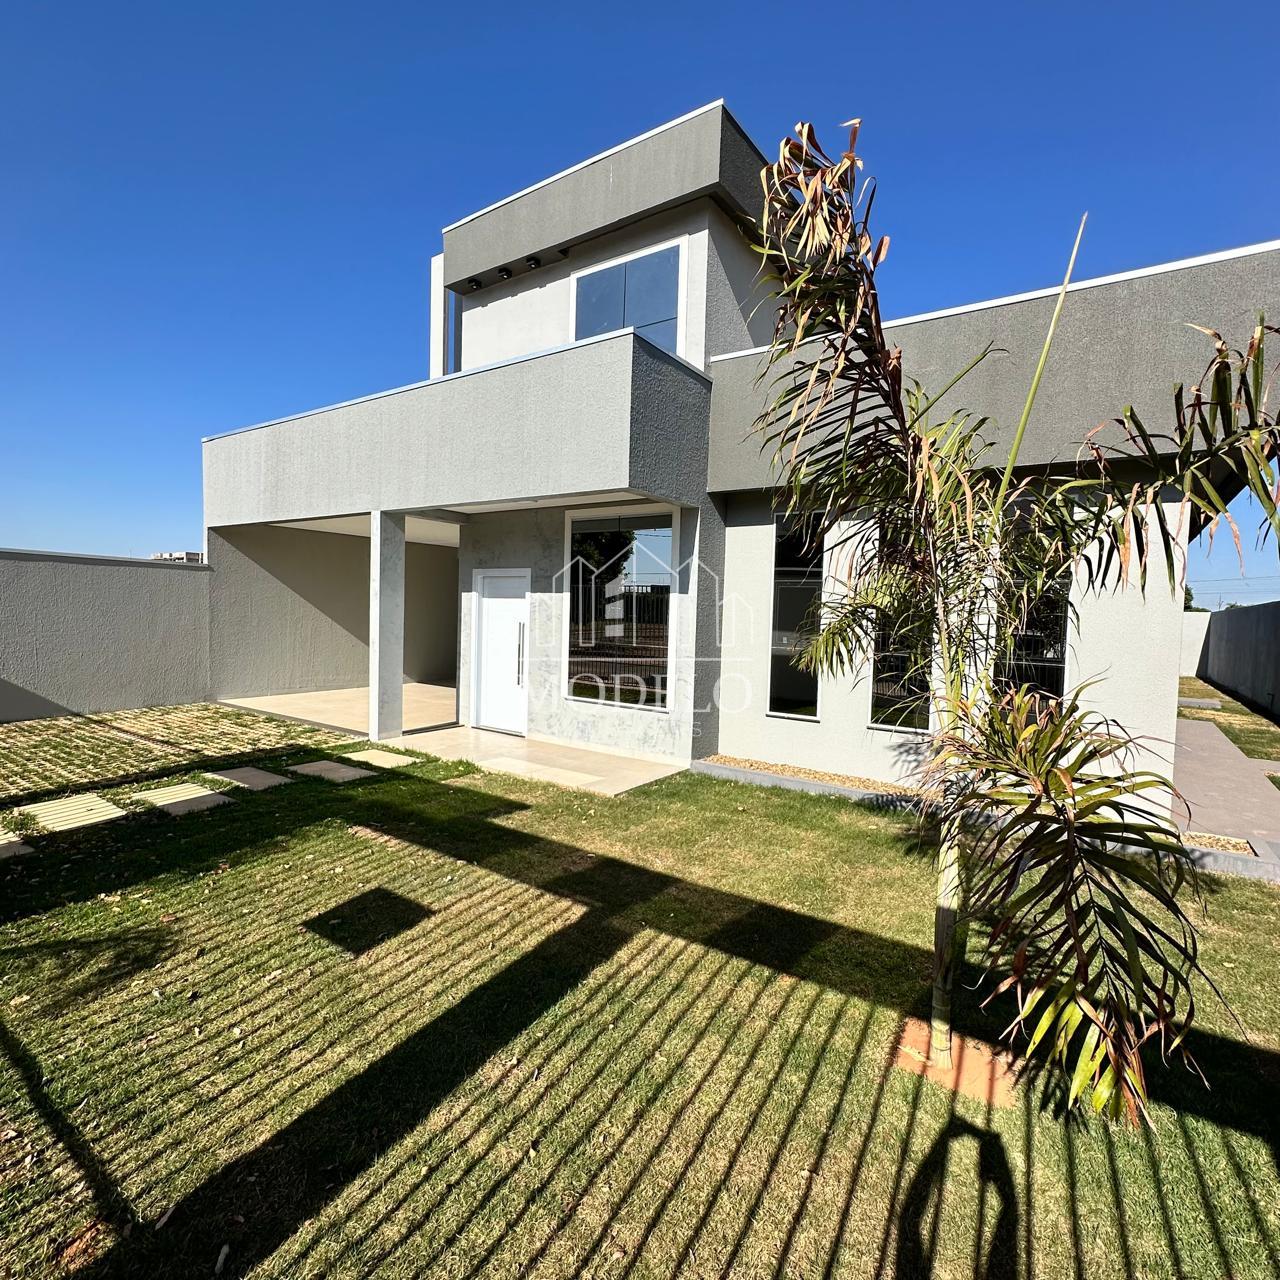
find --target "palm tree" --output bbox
[754,118,1280,1120]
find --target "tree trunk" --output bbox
[930,828,965,1065]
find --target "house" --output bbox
[201,100,1280,787]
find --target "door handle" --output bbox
[516,622,525,686]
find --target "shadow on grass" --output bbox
[1,765,1275,1278]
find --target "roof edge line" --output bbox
[440,100,727,234]
[707,237,1280,364]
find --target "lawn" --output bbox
[0,702,343,804]
[1,711,1278,1278]
[1179,676,1280,762]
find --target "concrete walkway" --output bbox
[1174,718,1280,847]
[387,724,683,796]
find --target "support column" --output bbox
[369,511,405,741]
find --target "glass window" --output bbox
[871,618,932,730]
[574,245,680,354]
[574,262,625,342]
[769,519,821,717]
[997,583,1069,699]
[568,514,673,707]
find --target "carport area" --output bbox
[224,680,457,737]
[208,513,462,739]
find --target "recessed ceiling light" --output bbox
[467,277,481,291]
[497,267,512,281]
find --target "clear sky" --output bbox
[2,1,1277,602]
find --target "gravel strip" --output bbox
[1185,830,1254,855]
[703,754,921,797]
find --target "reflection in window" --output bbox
[871,617,932,730]
[568,514,673,707]
[997,583,1069,699]
[769,520,821,717]
[574,245,679,354]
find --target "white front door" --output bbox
[474,569,530,735]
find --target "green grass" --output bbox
[0,702,344,805]
[1,728,1278,1277]
[1180,676,1280,760]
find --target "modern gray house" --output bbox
[7,101,1277,793]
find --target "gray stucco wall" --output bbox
[457,501,711,762]
[0,548,211,721]
[208,525,457,699]
[713,493,1183,789]
[457,200,767,374]
[1201,602,1280,718]
[708,245,1280,491]
[441,102,764,291]
[1181,611,1211,678]
[203,332,711,528]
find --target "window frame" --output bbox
[560,502,680,715]
[867,623,934,734]
[567,236,689,360]
[765,515,823,723]
[997,579,1072,700]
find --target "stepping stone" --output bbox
[340,749,417,769]
[17,793,126,833]
[289,760,376,783]
[1179,696,1222,709]
[0,827,32,859]
[206,766,292,791]
[134,782,231,815]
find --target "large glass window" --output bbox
[769,519,821,717]
[997,583,1069,698]
[567,514,673,707]
[574,245,680,354]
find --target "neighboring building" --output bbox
[201,100,1280,785]
[152,551,205,564]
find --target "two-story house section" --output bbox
[202,100,1280,788]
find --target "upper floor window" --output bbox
[573,244,680,355]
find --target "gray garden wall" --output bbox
[0,548,212,721]
[1200,601,1280,718]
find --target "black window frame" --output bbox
[996,581,1071,700]
[565,512,674,710]
[767,516,822,719]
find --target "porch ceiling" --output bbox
[274,514,461,547]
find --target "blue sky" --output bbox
[2,1,1277,602]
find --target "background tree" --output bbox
[754,118,1280,1120]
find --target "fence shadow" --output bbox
[1,766,1273,1278]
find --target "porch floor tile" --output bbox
[223,682,456,737]
[386,725,683,796]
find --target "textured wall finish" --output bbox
[457,503,708,763]
[441,103,764,291]
[708,246,1280,492]
[1181,611,1211,678]
[203,333,711,529]
[208,525,458,700]
[0,549,211,722]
